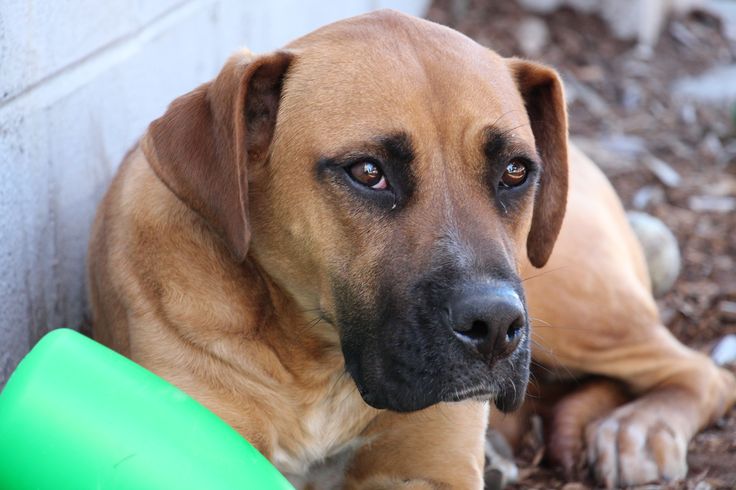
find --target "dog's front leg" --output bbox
[578,326,735,487]
[538,315,736,487]
[343,401,488,489]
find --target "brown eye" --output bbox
[500,160,528,188]
[349,161,388,190]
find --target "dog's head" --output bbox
[144,11,568,413]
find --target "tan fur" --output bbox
[88,10,735,489]
[505,145,736,486]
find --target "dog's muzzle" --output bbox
[337,278,531,413]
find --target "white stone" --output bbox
[517,17,549,58]
[711,334,736,366]
[626,211,681,297]
[673,65,736,105]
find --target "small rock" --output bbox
[487,430,514,459]
[705,0,736,42]
[571,136,638,175]
[669,21,698,48]
[602,133,648,157]
[632,185,666,209]
[484,432,519,489]
[711,334,736,366]
[679,103,697,125]
[627,211,681,297]
[718,301,736,322]
[621,82,643,111]
[673,64,736,105]
[517,17,549,58]
[484,469,505,490]
[565,78,611,118]
[643,155,681,187]
[688,195,736,213]
[692,481,714,490]
[699,132,724,162]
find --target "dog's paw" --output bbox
[585,404,687,488]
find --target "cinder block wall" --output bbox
[0,0,428,386]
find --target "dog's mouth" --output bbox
[345,341,530,412]
[338,311,531,413]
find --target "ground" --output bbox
[427,1,736,488]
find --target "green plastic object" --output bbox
[0,328,294,490]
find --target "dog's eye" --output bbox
[499,160,528,188]
[349,161,388,190]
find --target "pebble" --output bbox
[673,64,736,105]
[632,185,666,209]
[688,195,736,213]
[627,211,681,297]
[692,481,714,490]
[706,0,736,41]
[484,432,519,489]
[711,334,736,366]
[718,301,736,322]
[643,155,681,187]
[699,132,724,163]
[517,17,549,58]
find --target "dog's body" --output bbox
[88,11,735,489]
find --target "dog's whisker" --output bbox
[529,339,580,383]
[529,316,552,328]
[497,122,532,139]
[298,307,324,314]
[521,265,571,283]
[489,108,525,128]
[295,316,325,336]
[529,337,559,360]
[531,321,595,332]
[525,370,542,399]
[530,358,559,377]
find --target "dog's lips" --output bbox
[443,384,495,403]
[342,322,530,413]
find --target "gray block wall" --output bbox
[0,0,428,387]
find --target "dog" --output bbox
[87,10,736,489]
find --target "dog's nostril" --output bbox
[458,320,490,341]
[506,318,524,341]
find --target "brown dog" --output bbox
[87,10,735,489]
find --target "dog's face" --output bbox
[146,11,568,413]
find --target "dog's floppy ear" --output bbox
[508,59,569,268]
[143,50,293,261]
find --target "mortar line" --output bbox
[0,0,213,117]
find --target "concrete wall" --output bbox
[0,0,429,386]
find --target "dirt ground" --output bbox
[427,1,736,488]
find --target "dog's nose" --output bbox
[447,285,525,360]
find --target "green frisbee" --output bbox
[0,328,294,490]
